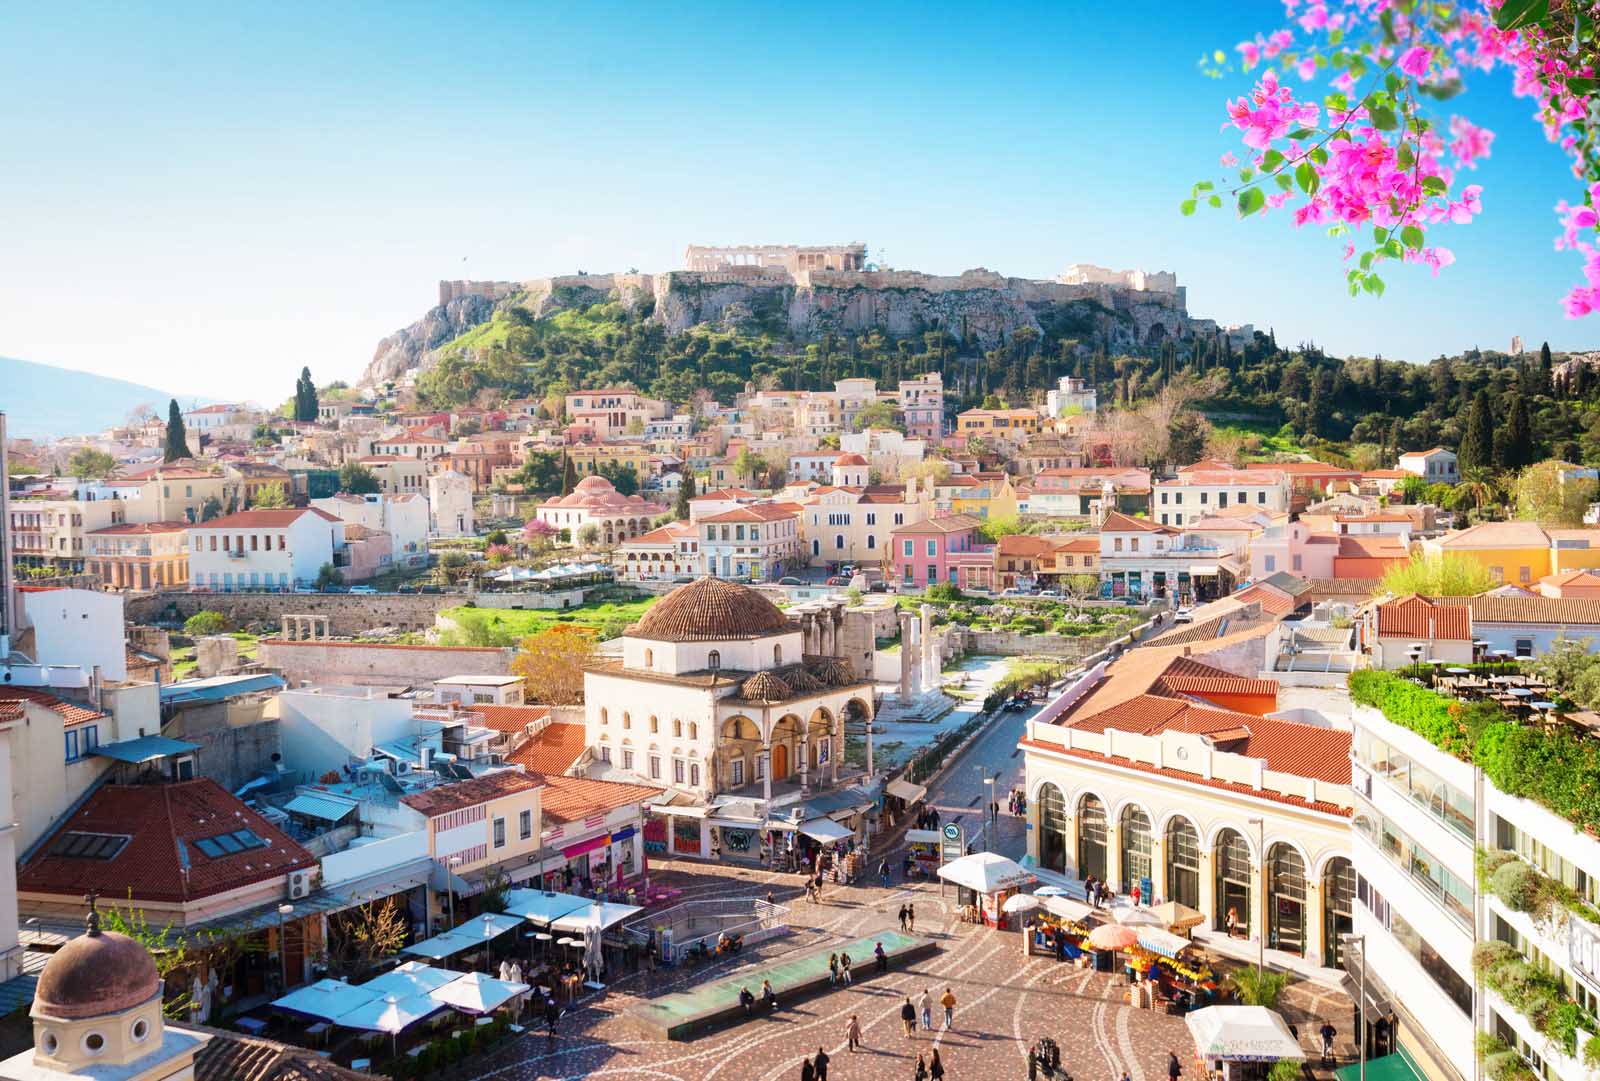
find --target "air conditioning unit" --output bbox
[287,868,316,900]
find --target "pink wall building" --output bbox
[891,514,986,589]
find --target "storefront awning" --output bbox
[905,829,942,845]
[1188,563,1221,577]
[885,778,928,803]
[1186,1005,1304,1062]
[1335,1050,1423,1081]
[797,818,852,843]
[1040,895,1094,922]
[284,793,359,823]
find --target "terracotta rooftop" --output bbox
[462,704,551,736]
[192,508,340,530]
[1433,521,1551,549]
[540,776,664,824]
[503,720,588,777]
[1463,594,1600,624]
[191,1025,380,1080]
[1375,595,1472,640]
[400,771,543,817]
[700,504,799,524]
[891,514,983,535]
[833,453,868,466]
[629,577,795,642]
[86,521,192,535]
[0,687,104,727]
[17,780,315,904]
[1149,655,1281,701]
[1100,510,1175,533]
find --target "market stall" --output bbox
[1186,1004,1305,1079]
[1123,928,1218,1011]
[936,852,1036,928]
[904,829,942,880]
[1025,894,1098,961]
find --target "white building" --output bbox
[534,475,667,546]
[1152,467,1290,527]
[582,578,876,860]
[186,507,343,592]
[428,469,475,536]
[700,504,802,582]
[1396,447,1459,484]
[311,491,430,570]
[615,521,700,583]
[1045,375,1098,417]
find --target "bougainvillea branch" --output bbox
[1188,0,1600,316]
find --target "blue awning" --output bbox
[159,673,285,706]
[92,736,199,764]
[284,793,359,823]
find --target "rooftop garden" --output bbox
[1349,669,1600,836]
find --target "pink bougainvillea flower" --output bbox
[1220,151,1239,167]
[1399,46,1432,79]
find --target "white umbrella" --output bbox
[935,852,1036,894]
[272,978,379,1022]
[362,961,456,998]
[1112,903,1164,927]
[336,992,442,1035]
[1186,1005,1305,1062]
[1034,885,1069,898]
[430,971,529,1016]
[1002,893,1041,915]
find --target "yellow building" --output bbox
[1422,521,1600,586]
[566,442,656,481]
[944,471,1020,520]
[955,408,1042,440]
[400,771,544,919]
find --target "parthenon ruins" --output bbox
[683,243,867,275]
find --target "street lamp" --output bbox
[978,768,996,851]
[447,856,463,930]
[1247,816,1265,978]
[1341,932,1367,1081]
[276,903,294,990]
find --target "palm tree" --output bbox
[1457,468,1501,520]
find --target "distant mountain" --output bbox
[0,357,196,440]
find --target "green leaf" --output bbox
[1329,27,1344,46]
[1370,105,1399,131]
[1288,127,1316,140]
[1207,194,1222,208]
[1360,251,1375,271]
[1385,73,1404,97]
[1239,167,1255,183]
[1566,77,1600,96]
[1421,176,1448,196]
[1379,9,1397,43]
[1382,238,1404,260]
[1397,143,1416,169]
[1417,78,1464,100]
[1262,149,1286,172]
[1238,188,1266,217]
[1295,161,1320,195]
[1495,0,1549,31]
[1401,225,1425,251]
[1275,173,1294,192]
[1325,92,1350,112]
[1373,227,1389,245]
[1195,180,1215,192]
[1363,273,1386,297]
[1308,147,1329,166]
[1181,199,1197,216]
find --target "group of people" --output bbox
[827,951,854,985]
[1006,788,1027,817]
[896,903,917,933]
[897,986,959,1036]
[737,978,780,1015]
[912,806,942,831]
[1080,873,1115,908]
[796,1045,831,1081]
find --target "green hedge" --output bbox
[1351,670,1600,835]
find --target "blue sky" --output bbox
[2,1,1595,403]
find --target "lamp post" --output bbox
[1247,816,1265,978]
[448,855,463,929]
[979,768,996,852]
[276,903,294,991]
[1341,932,1367,1081]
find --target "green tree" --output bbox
[1380,552,1494,597]
[198,496,222,522]
[250,482,288,509]
[1166,410,1209,467]
[294,367,319,422]
[577,523,601,549]
[512,451,563,494]
[163,399,191,462]
[337,462,381,495]
[561,454,577,496]
[1515,459,1597,526]
[674,470,697,520]
[1460,389,1494,472]
[852,400,902,433]
[315,562,345,591]
[1496,394,1532,470]
[67,448,116,480]
[182,610,227,636]
[596,461,639,496]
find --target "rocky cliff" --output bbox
[360,267,1242,387]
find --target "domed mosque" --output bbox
[581,576,879,863]
[0,901,374,1080]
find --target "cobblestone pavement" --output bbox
[464,857,1197,1081]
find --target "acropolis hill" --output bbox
[361,243,1251,386]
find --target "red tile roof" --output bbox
[0,688,104,727]
[700,504,799,524]
[462,704,551,736]
[17,780,315,904]
[1230,584,1295,616]
[1149,656,1281,702]
[503,721,588,776]
[1100,511,1174,533]
[192,508,340,530]
[539,776,664,824]
[1375,595,1472,640]
[400,771,543,817]
[892,514,983,535]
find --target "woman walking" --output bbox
[913,1052,929,1081]
[929,1048,945,1081]
[845,1013,862,1052]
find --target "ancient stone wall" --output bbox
[127,591,454,635]
[256,639,514,687]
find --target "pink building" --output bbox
[1249,519,1337,581]
[891,514,986,589]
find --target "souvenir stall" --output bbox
[1123,927,1219,1012]
[1185,1005,1305,1080]
[904,829,943,880]
[935,852,1036,928]
[1024,893,1099,962]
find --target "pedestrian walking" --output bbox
[929,1048,945,1081]
[940,986,957,1029]
[1167,1049,1183,1080]
[901,996,917,1037]
[907,903,915,933]
[800,1057,815,1081]
[814,1046,830,1081]
[544,995,560,1039]
[913,1052,928,1081]
[880,859,891,888]
[845,1013,862,1051]
[1027,1045,1038,1081]
[919,987,933,1030]
[840,952,853,985]
[828,952,839,987]
[875,940,888,973]
[1319,1022,1337,1065]
[1119,1072,1132,1081]
[898,904,908,931]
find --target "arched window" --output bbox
[707,650,721,671]
[1323,857,1356,968]
[673,719,683,737]
[650,715,659,734]
[1164,817,1201,910]
[1268,843,1307,955]
[1076,794,1107,880]
[812,539,820,556]
[867,535,876,549]
[644,648,653,668]
[1214,829,1253,935]
[834,534,845,550]
[689,722,699,739]
[600,708,609,726]
[1119,806,1153,893]
[690,763,701,786]
[623,712,631,730]
[1037,783,1067,874]
[774,644,782,665]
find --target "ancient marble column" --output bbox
[898,611,915,699]
[920,605,937,691]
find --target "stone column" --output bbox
[898,611,915,699]
[832,717,842,785]
[864,717,874,777]
[799,725,810,795]
[920,605,936,691]
[762,742,772,804]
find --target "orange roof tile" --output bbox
[504,721,588,776]
[462,704,551,736]
[0,688,104,726]
[539,775,664,824]
[1375,595,1471,640]
[1149,656,1281,701]
[400,771,543,817]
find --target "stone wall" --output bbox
[127,591,454,635]
[258,639,513,688]
[163,698,281,794]
[953,628,1122,661]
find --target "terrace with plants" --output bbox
[899,583,1146,639]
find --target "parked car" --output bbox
[868,582,892,593]
[778,576,804,586]
[826,576,849,586]
[349,585,378,595]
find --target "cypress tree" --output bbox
[1461,389,1494,471]
[1499,394,1532,469]
[163,399,191,462]
[675,470,696,520]
[561,454,577,496]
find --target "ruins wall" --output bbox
[127,591,454,635]
[256,639,514,688]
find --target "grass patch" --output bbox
[1207,420,1310,461]
[171,632,259,680]
[437,597,658,646]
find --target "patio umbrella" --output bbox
[1111,904,1164,927]
[1446,667,1470,675]
[430,971,529,1016]
[1086,924,1140,950]
[1002,893,1042,915]
[1033,885,1069,898]
[362,961,457,998]
[1150,900,1205,931]
[935,852,1036,894]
